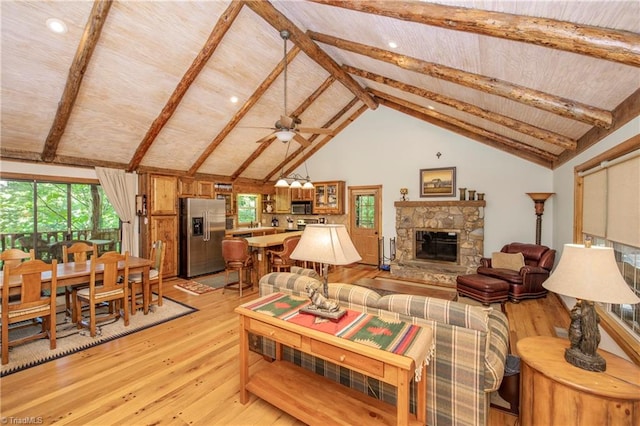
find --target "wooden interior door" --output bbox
[348,185,381,266]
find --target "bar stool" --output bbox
[221,237,255,297]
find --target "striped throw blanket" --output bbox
[244,292,435,381]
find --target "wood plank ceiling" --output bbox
[1,1,639,184]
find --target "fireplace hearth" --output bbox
[393,200,485,286]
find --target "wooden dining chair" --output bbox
[75,251,129,337]
[0,248,35,270]
[62,242,97,319]
[1,259,58,365]
[129,240,165,314]
[221,237,255,297]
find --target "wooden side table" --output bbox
[517,336,640,426]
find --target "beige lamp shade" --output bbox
[543,244,640,304]
[290,224,362,265]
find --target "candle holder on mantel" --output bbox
[527,192,554,245]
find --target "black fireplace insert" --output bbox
[415,231,458,263]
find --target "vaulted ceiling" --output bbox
[2,1,639,184]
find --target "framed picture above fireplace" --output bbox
[420,167,456,197]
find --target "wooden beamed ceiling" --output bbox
[2,1,638,179]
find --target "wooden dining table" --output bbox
[245,231,303,278]
[0,256,154,314]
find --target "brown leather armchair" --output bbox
[477,242,556,302]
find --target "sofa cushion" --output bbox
[328,283,382,308]
[376,294,490,333]
[476,267,524,284]
[491,252,525,271]
[290,266,321,280]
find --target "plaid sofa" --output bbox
[256,267,509,426]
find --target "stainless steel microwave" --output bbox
[291,201,312,215]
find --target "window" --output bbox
[236,194,259,225]
[576,139,640,362]
[0,177,121,263]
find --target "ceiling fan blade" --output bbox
[296,127,333,135]
[238,126,277,130]
[255,132,276,144]
[293,133,311,148]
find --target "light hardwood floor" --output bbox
[1,265,569,425]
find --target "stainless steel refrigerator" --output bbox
[179,198,226,278]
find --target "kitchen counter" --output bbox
[225,227,295,237]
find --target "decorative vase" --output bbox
[477,193,485,201]
[468,190,476,201]
[459,188,467,201]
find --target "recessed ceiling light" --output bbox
[388,41,398,49]
[427,105,435,110]
[230,96,238,103]
[46,18,67,34]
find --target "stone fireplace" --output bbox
[391,200,486,287]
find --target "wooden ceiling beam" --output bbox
[187,45,301,176]
[555,87,640,167]
[309,0,640,67]
[309,31,613,129]
[344,65,577,150]
[244,0,378,110]
[127,1,244,173]
[372,90,558,163]
[41,0,113,162]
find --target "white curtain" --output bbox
[95,167,139,256]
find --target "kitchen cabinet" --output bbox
[150,175,177,215]
[197,181,214,198]
[275,186,291,214]
[291,187,313,202]
[313,181,345,215]
[178,178,215,199]
[178,178,196,197]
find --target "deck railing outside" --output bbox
[0,228,121,263]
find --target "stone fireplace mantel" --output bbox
[392,199,486,286]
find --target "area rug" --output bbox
[1,296,196,377]
[173,271,238,295]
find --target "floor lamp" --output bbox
[527,192,554,245]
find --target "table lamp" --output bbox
[543,242,640,372]
[290,224,362,319]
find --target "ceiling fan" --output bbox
[248,30,333,148]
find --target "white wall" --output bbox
[303,106,554,255]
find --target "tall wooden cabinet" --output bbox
[143,174,178,276]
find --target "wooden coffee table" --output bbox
[236,293,433,426]
[354,277,458,301]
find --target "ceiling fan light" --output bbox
[302,181,314,189]
[275,178,289,188]
[290,180,302,189]
[275,130,295,142]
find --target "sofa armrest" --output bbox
[259,272,322,297]
[480,257,492,268]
